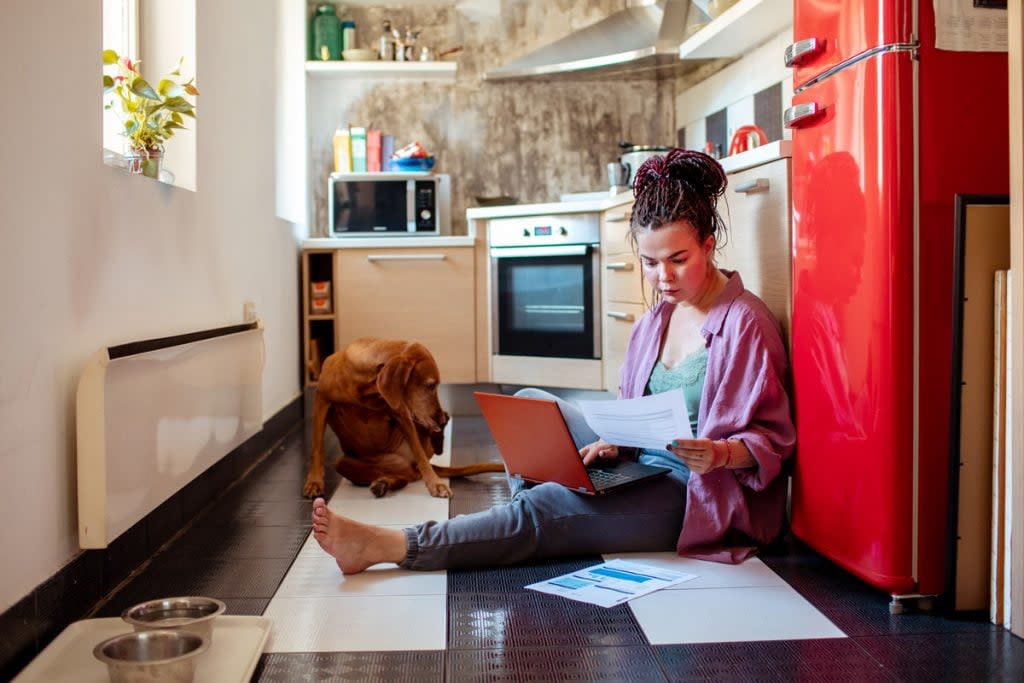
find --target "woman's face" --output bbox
[636,221,715,306]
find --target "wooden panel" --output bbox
[717,158,792,346]
[491,355,603,390]
[954,203,1010,612]
[334,246,476,383]
[602,302,645,394]
[991,270,1009,623]
[600,204,634,255]
[472,223,490,383]
[603,253,652,304]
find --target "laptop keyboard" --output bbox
[586,467,634,489]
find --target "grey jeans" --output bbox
[399,389,688,570]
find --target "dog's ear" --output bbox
[376,355,414,411]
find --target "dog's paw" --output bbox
[302,478,325,498]
[370,480,389,498]
[427,480,452,498]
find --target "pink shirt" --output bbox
[618,271,795,562]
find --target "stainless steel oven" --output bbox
[489,214,601,359]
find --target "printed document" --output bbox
[527,559,697,607]
[577,389,692,450]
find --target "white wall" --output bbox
[0,0,301,612]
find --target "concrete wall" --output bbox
[0,0,300,612]
[306,0,678,236]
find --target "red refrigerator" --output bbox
[785,0,1009,599]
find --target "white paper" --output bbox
[526,559,697,608]
[577,389,692,450]
[933,0,1007,52]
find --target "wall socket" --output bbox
[243,301,257,322]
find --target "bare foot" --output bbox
[311,498,406,574]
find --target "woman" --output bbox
[312,149,795,573]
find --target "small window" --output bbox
[102,0,197,191]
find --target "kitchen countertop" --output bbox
[300,235,476,248]
[465,141,792,221]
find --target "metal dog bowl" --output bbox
[121,596,226,643]
[93,629,208,683]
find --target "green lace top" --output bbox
[637,346,708,478]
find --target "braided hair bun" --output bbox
[630,149,728,246]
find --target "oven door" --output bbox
[491,244,601,359]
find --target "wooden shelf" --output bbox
[305,60,457,81]
[678,0,792,60]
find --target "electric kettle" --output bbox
[727,125,768,156]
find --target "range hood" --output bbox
[484,0,698,81]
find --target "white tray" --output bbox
[13,615,272,682]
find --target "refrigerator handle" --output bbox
[734,178,770,194]
[784,103,822,129]
[784,38,822,68]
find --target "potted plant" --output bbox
[102,49,199,179]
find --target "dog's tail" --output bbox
[431,463,505,478]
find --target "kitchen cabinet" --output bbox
[600,201,653,394]
[678,0,792,60]
[300,244,476,387]
[717,156,792,344]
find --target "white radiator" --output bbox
[76,321,264,548]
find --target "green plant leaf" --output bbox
[158,79,184,97]
[103,75,114,89]
[130,77,160,101]
[171,112,183,124]
[162,96,194,113]
[103,49,119,64]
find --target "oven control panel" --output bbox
[488,213,601,248]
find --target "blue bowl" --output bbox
[387,156,435,172]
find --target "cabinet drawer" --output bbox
[602,301,645,394]
[335,246,476,382]
[601,204,634,255]
[602,251,651,304]
[719,158,792,343]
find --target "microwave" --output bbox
[328,172,451,237]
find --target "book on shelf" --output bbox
[366,129,382,172]
[332,127,352,173]
[350,127,367,173]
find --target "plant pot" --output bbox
[127,148,163,179]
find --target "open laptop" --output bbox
[474,392,671,495]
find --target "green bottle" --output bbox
[312,4,341,61]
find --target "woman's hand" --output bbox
[579,440,619,466]
[667,438,730,474]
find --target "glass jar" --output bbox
[312,4,341,61]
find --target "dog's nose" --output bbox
[437,410,450,428]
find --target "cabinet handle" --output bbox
[606,311,635,322]
[606,212,629,223]
[366,253,447,262]
[734,178,770,194]
[605,262,634,271]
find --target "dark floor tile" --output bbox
[855,630,1024,682]
[195,497,313,527]
[448,645,667,682]
[448,591,646,650]
[221,597,271,616]
[253,650,444,682]
[656,638,894,682]
[448,557,602,594]
[94,557,295,616]
[170,523,311,560]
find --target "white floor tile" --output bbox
[264,595,446,652]
[275,536,446,598]
[602,552,789,590]
[328,480,450,525]
[628,585,846,644]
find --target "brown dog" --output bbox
[303,337,503,498]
